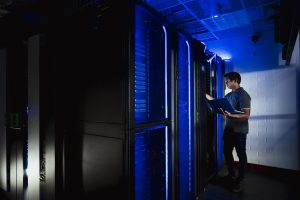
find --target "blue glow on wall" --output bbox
[215,51,232,60]
[205,31,281,73]
[165,126,169,200]
[178,34,194,200]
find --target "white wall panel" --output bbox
[232,67,299,170]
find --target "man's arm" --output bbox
[224,108,250,119]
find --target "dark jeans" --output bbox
[223,128,247,181]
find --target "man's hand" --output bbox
[218,108,227,116]
[224,110,232,117]
[223,109,250,119]
[217,108,232,117]
[206,94,214,100]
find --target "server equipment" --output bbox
[204,52,225,184]
[176,32,196,200]
[56,1,175,199]
[0,1,224,199]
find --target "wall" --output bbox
[206,30,300,170]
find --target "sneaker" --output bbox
[232,180,243,193]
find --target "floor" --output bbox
[202,166,300,200]
[1,168,299,200]
[0,188,9,200]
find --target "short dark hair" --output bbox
[224,72,241,84]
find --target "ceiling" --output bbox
[0,0,280,43]
[142,0,280,42]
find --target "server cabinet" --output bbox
[57,2,132,199]
[4,41,28,200]
[175,34,215,200]
[213,55,225,171]
[193,41,208,196]
[204,50,218,182]
[176,33,196,200]
[0,5,56,199]
[0,1,221,199]
[134,4,173,200]
[55,1,173,200]
[203,53,225,184]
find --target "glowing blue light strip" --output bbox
[186,40,192,192]
[162,25,168,119]
[162,25,168,200]
[165,126,169,200]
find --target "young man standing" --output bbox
[206,72,251,192]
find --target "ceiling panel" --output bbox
[160,4,184,15]
[246,6,264,22]
[252,19,274,32]
[171,9,195,23]
[242,0,278,8]
[201,10,250,32]
[214,24,253,39]
[177,20,207,35]
[183,0,209,19]
[144,0,182,11]
[192,31,218,42]
[142,0,279,42]
[218,0,243,13]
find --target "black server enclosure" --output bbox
[56,1,133,199]
[6,41,28,200]
[0,1,217,199]
[174,32,212,199]
[193,41,210,194]
[203,53,225,185]
[56,1,174,200]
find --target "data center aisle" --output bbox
[202,166,300,200]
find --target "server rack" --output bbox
[174,31,213,200]
[55,1,174,200]
[193,41,209,196]
[176,32,196,200]
[214,55,225,171]
[203,53,225,184]
[5,41,28,200]
[134,4,173,200]
[0,1,222,199]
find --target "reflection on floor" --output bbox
[0,166,299,200]
[202,165,300,200]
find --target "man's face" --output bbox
[225,78,234,89]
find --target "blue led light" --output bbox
[165,126,169,200]
[163,25,168,119]
[186,40,192,192]
[162,25,169,200]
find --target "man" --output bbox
[206,72,251,192]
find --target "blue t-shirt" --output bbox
[225,87,251,134]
